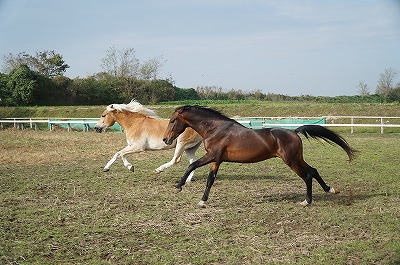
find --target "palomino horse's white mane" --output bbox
[107,100,159,118]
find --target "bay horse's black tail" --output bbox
[295,125,357,162]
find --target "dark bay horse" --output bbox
[163,105,357,207]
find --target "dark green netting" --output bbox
[48,118,122,131]
[237,117,326,129]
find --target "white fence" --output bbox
[0,118,98,132]
[0,118,49,130]
[237,116,400,134]
[1,116,400,134]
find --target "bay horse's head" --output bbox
[94,104,118,133]
[163,106,190,145]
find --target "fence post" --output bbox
[351,117,354,134]
[380,118,384,134]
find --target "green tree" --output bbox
[70,75,124,105]
[6,65,39,105]
[387,83,400,102]
[51,75,73,105]
[174,87,200,101]
[32,50,70,77]
[3,50,69,77]
[0,72,11,105]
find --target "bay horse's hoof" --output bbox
[175,186,182,193]
[300,200,310,207]
[103,168,110,172]
[329,187,339,194]
[198,200,206,208]
[128,165,134,172]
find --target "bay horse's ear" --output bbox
[177,106,190,114]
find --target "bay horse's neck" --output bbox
[113,112,150,129]
[183,111,226,137]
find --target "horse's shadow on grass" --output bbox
[198,173,384,205]
[213,173,293,182]
[259,188,386,205]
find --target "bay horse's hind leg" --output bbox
[288,162,313,206]
[276,131,337,206]
[287,161,337,206]
[313,170,338,194]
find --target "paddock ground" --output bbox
[0,129,399,264]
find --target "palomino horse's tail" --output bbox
[295,125,357,162]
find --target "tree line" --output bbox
[0,48,399,106]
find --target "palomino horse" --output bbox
[163,106,357,206]
[95,100,202,181]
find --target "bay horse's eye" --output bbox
[101,114,106,118]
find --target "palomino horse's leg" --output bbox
[155,142,199,182]
[103,152,121,172]
[183,143,201,182]
[103,145,141,172]
[198,162,220,207]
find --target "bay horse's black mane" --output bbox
[177,105,235,122]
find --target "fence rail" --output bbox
[1,116,400,134]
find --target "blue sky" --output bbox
[1,0,399,96]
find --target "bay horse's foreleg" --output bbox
[199,162,220,207]
[176,153,215,190]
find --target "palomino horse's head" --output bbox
[94,105,117,133]
[163,106,189,145]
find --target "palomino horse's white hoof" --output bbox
[198,200,206,208]
[300,200,310,207]
[128,165,134,172]
[103,168,110,172]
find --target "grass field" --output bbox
[1,101,399,119]
[0,128,399,264]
